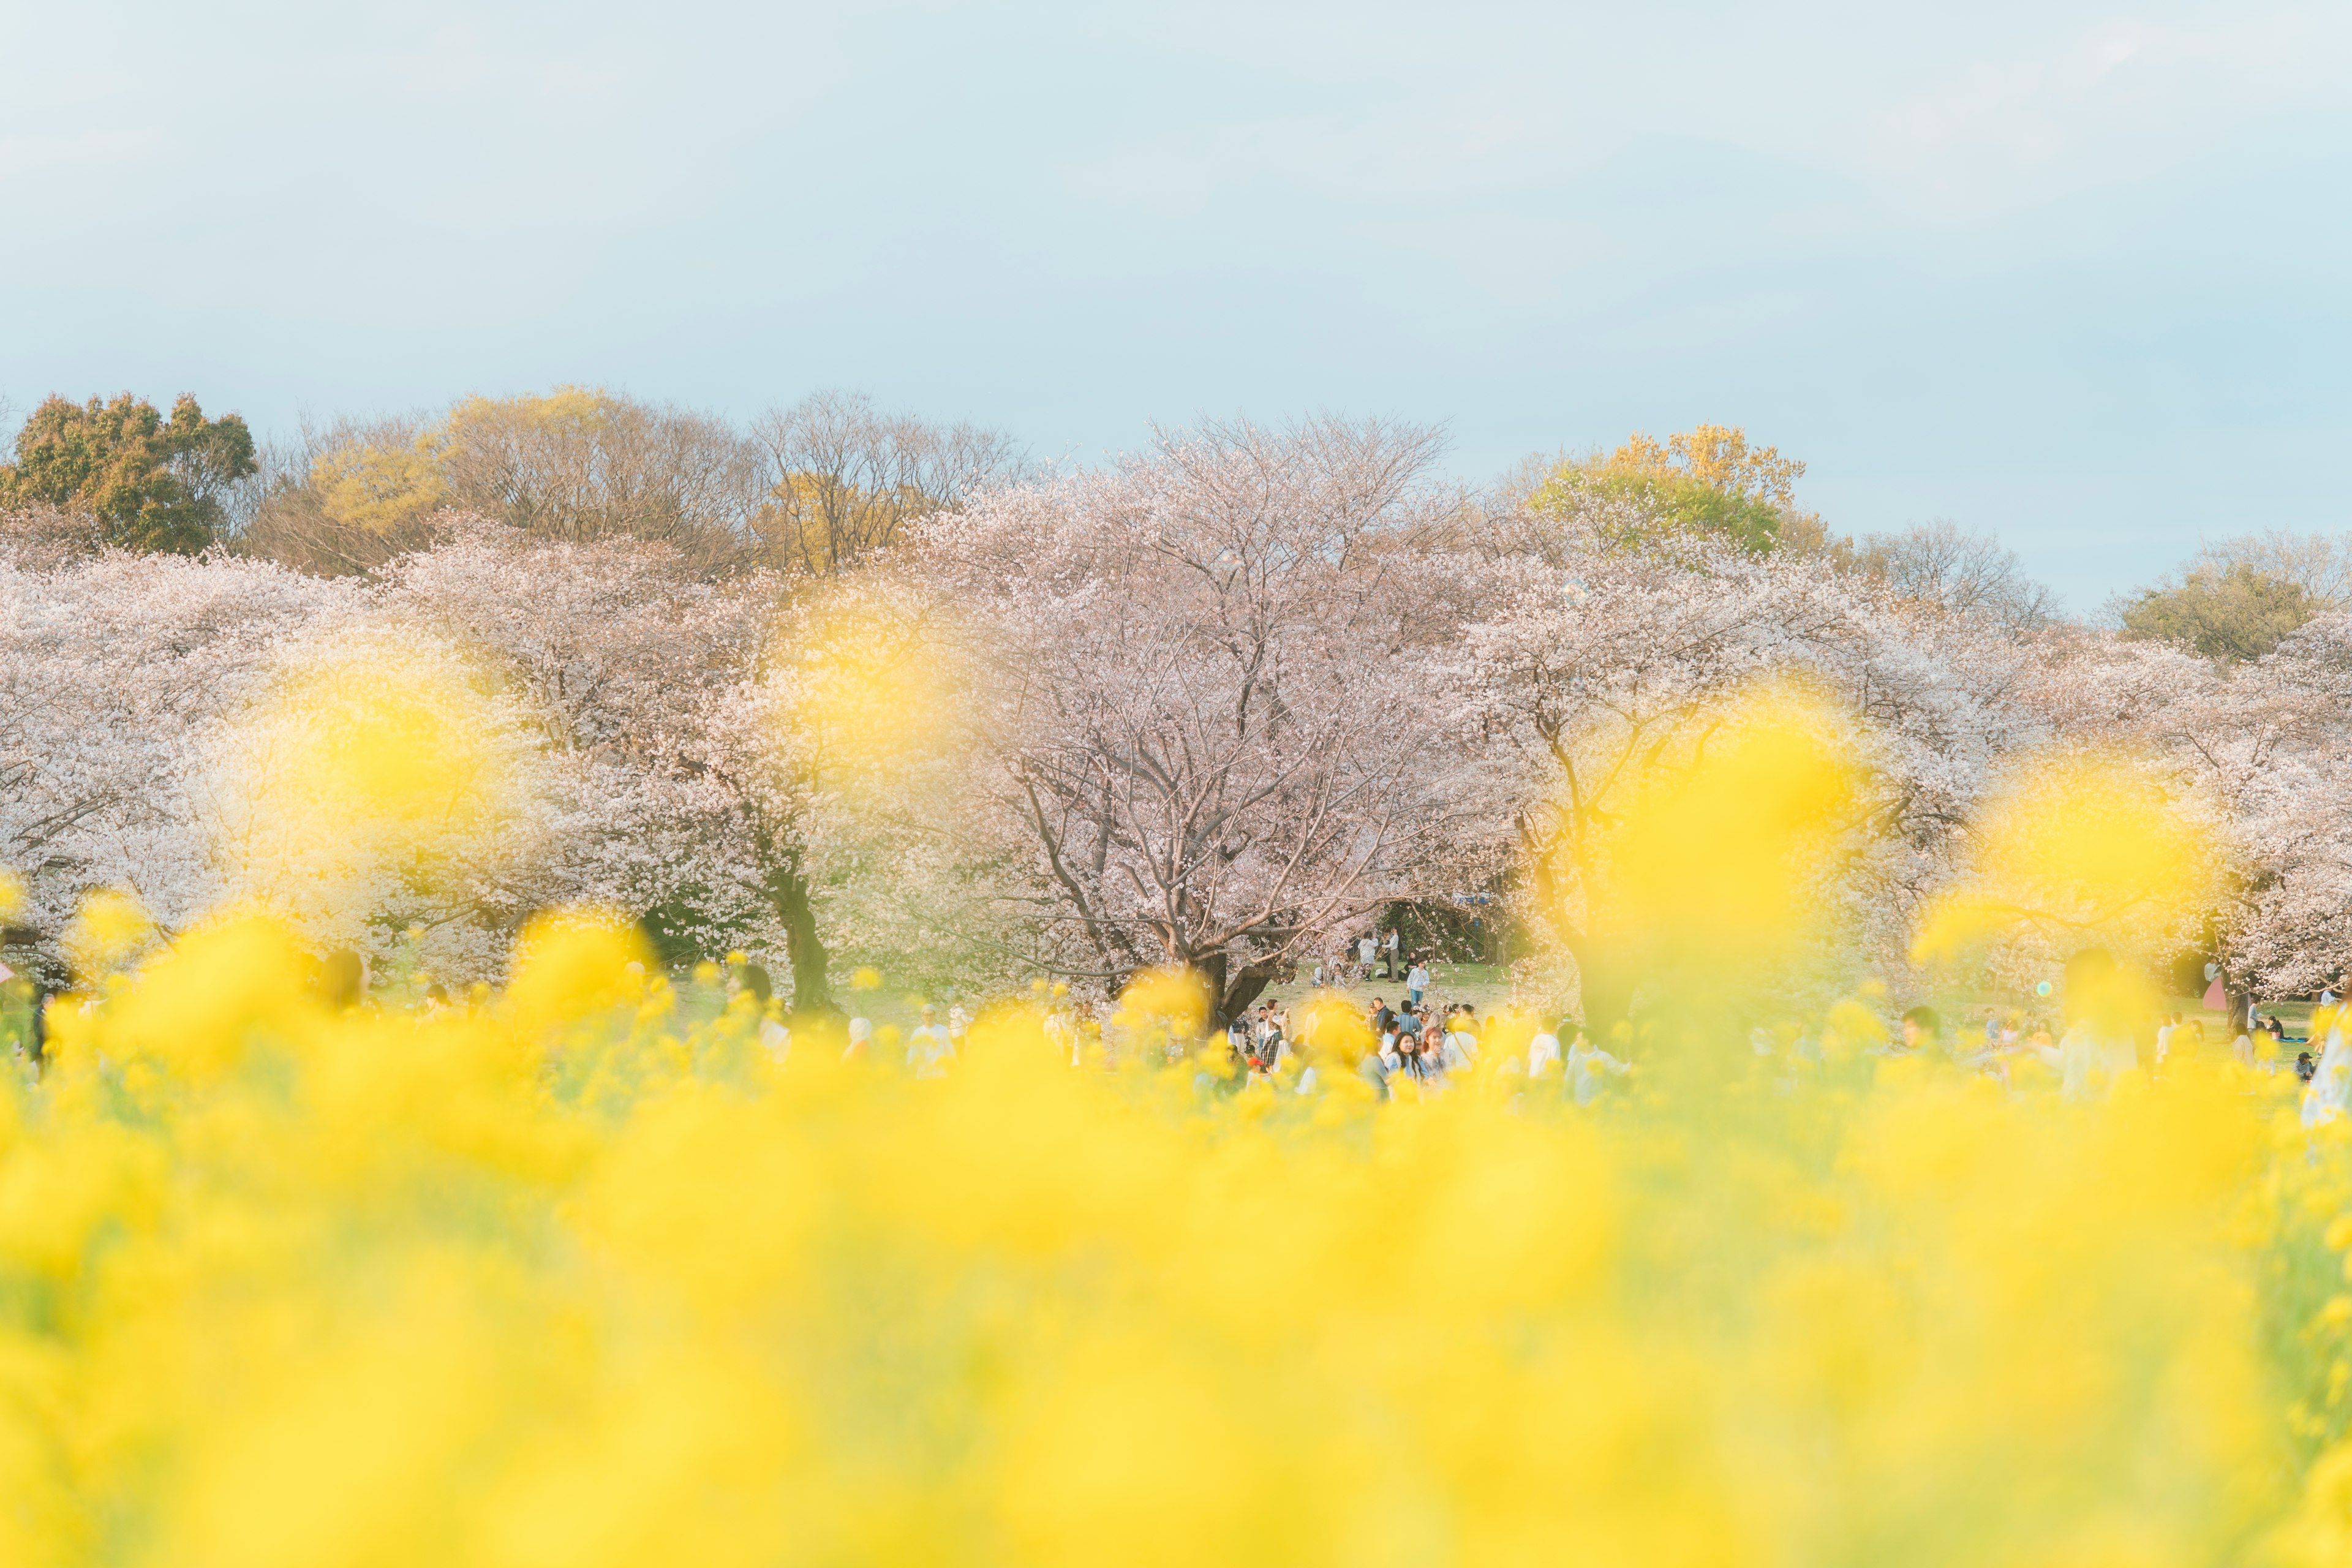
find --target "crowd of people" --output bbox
[1887,995,2348,1118]
[1210,990,1630,1106]
[423,940,2352,1124]
[20,926,2342,1127]
[752,935,1640,1108]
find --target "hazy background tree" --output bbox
[241,390,764,575]
[236,413,444,575]
[2197,532,2352,609]
[434,388,761,556]
[232,386,1025,580]
[0,393,256,553]
[747,390,1030,576]
[1851,521,2058,633]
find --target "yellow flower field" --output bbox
[2,911,2351,1566]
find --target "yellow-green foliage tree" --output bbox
[244,388,760,575]
[431,386,756,549]
[2121,560,2321,662]
[307,430,449,536]
[247,387,1022,578]
[1531,423,1824,554]
[0,393,256,553]
[293,388,756,555]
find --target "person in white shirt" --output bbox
[1440,1006,1480,1074]
[2046,1019,2139,1102]
[907,1003,956,1079]
[1043,1004,1076,1066]
[1566,1033,1629,1106]
[1357,935,1377,978]
[1526,1023,1563,1080]
[1382,928,1400,979]
[1438,1029,1476,1074]
[2304,1017,2352,1127]
[1406,961,1430,1009]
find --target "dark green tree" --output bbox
[0,393,256,553]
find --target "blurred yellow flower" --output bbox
[62,887,154,979]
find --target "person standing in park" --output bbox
[1526,1019,1563,1079]
[1440,1006,1479,1074]
[729,963,791,1063]
[1382,927,1400,979]
[906,1003,956,1077]
[2304,1011,2351,1126]
[1566,1031,1630,1106]
[1357,933,1377,981]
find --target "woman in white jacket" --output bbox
[1566,1034,1629,1107]
[2302,1015,2351,1127]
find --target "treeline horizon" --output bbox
[4,382,2343,661]
[9,393,2351,1034]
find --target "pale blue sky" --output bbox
[4,2,2346,605]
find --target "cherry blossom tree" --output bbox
[910,419,1469,1024]
[377,520,776,967]
[0,549,344,982]
[383,519,974,1010]
[199,622,558,982]
[2061,617,2352,1011]
[1452,529,2051,1033]
[2230,618,2352,999]
[695,573,1005,1008]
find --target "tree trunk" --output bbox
[767,860,835,1016]
[1188,949,1280,1032]
[0,926,43,1073]
[1564,937,1636,1049]
[1215,959,1279,1031]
